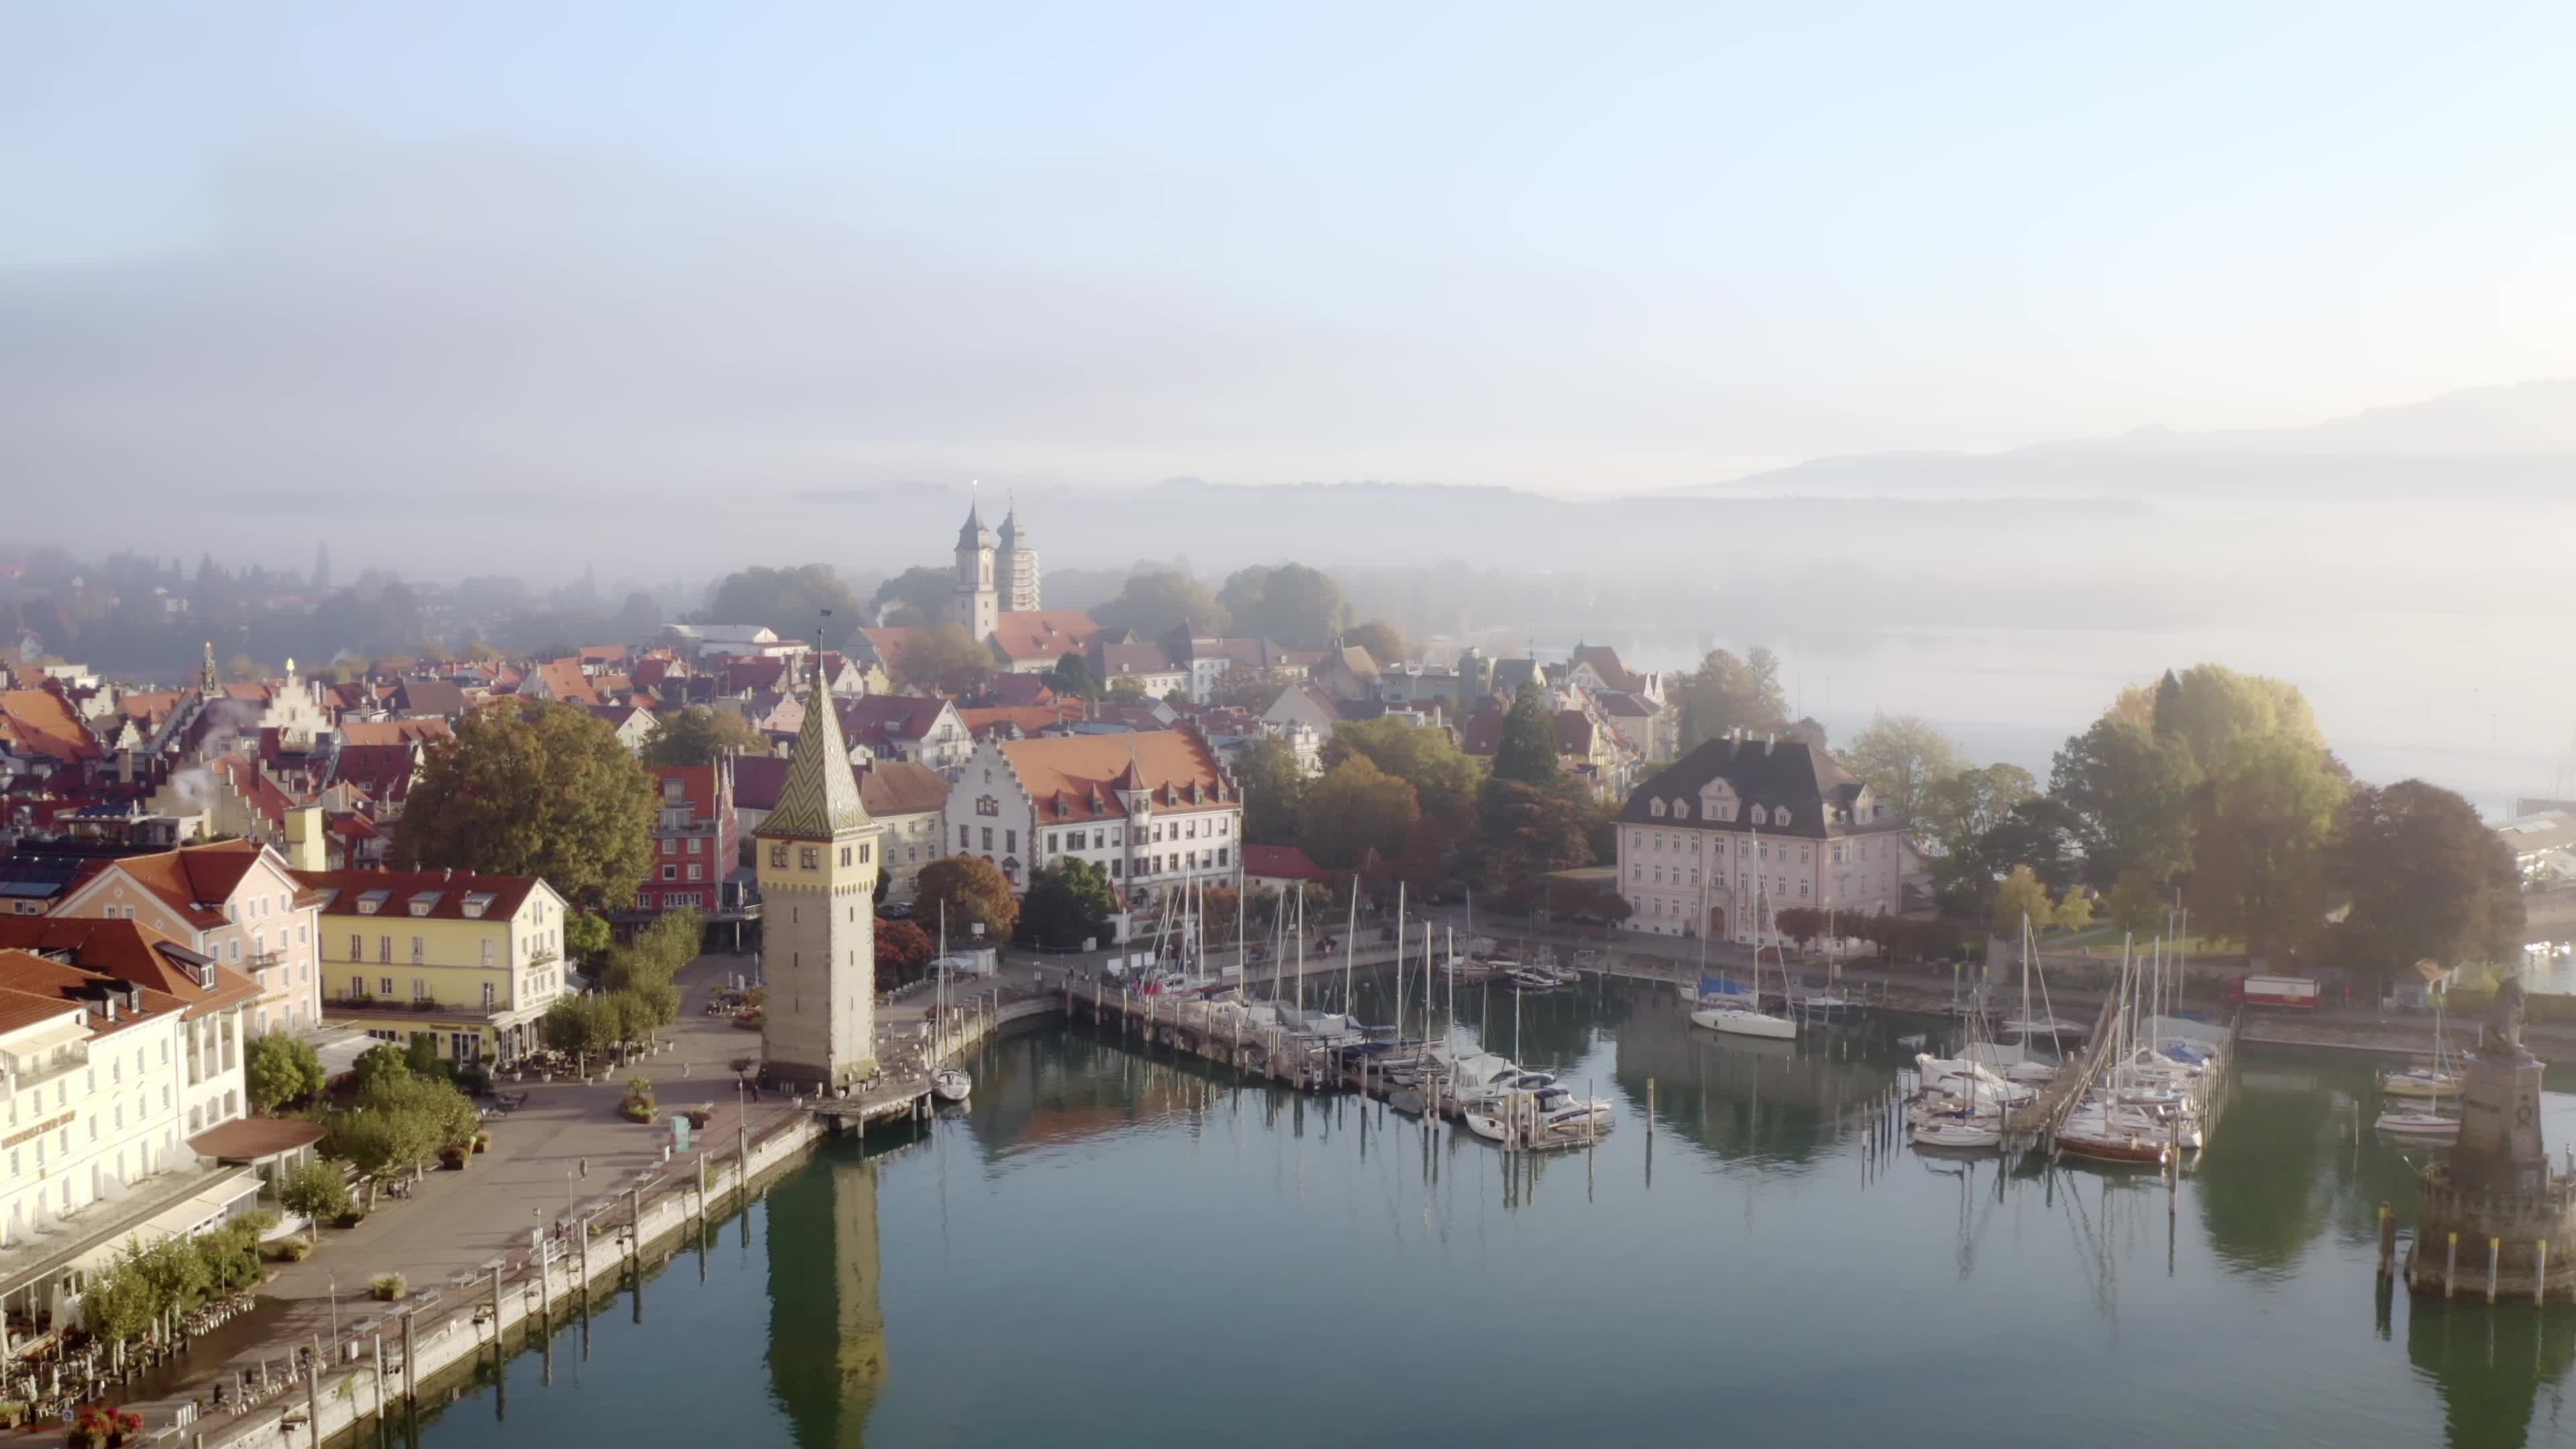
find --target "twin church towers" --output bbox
[951,496,1038,641]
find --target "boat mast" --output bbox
[1342,881,1358,1015]
[1395,879,1407,1043]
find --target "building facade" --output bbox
[50,841,325,1036]
[757,676,880,1091]
[640,759,742,917]
[952,506,1000,643]
[297,869,570,1067]
[941,731,1242,904]
[996,506,1040,613]
[1614,733,1909,943]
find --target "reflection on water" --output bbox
[392,984,2576,1449]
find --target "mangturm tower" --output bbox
[757,663,881,1091]
[953,499,999,641]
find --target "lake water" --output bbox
[383,985,2576,1449]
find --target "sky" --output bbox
[3,1,2574,515]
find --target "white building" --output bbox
[942,731,1242,903]
[52,841,326,1036]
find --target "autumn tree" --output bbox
[1843,714,1964,825]
[874,918,934,990]
[640,706,764,765]
[1018,859,1119,949]
[2049,715,2199,886]
[1461,778,1595,896]
[2104,868,2166,938]
[1323,717,1483,839]
[395,700,657,909]
[1929,796,2090,917]
[1298,756,1421,869]
[1219,564,1350,649]
[1990,865,2055,935]
[2332,780,2524,985]
[1915,763,2037,859]
[1234,737,1310,846]
[1491,680,1559,787]
[1091,570,1228,638]
[894,623,997,695]
[1675,647,1788,751]
[1342,621,1410,667]
[2189,733,2347,964]
[914,855,1022,947]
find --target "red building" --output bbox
[636,758,744,920]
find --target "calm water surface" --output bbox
[389,985,2576,1448]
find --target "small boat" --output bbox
[1913,1120,2002,1151]
[931,1067,972,1103]
[2374,1110,2459,1144]
[1693,1005,1798,1040]
[2379,1066,2459,1100]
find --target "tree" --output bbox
[893,623,996,695]
[1491,680,1558,787]
[1930,796,2090,917]
[2190,733,2347,964]
[1091,570,1228,639]
[394,701,658,909]
[1044,651,1103,700]
[244,1034,326,1113]
[1219,564,1350,648]
[1463,778,1595,894]
[2050,716,2199,886]
[1018,859,1118,949]
[564,912,612,974]
[702,564,863,637]
[640,707,763,765]
[869,566,955,628]
[1322,718,1483,839]
[2332,780,2524,985]
[1843,714,1964,826]
[2104,868,2165,937]
[875,918,934,989]
[1343,621,1409,667]
[541,993,623,1069]
[352,1042,412,1097]
[278,1158,351,1221]
[1990,865,2055,935]
[1234,737,1309,845]
[1915,763,2037,859]
[2053,885,2096,932]
[1675,647,1789,751]
[2152,664,2324,777]
[1298,756,1421,870]
[915,855,1021,946]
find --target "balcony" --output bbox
[249,950,286,969]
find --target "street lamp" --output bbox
[327,1275,340,1342]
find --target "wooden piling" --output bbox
[402,1308,419,1409]
[2447,1231,2459,1298]
[2540,1240,2551,1305]
[2489,1237,2502,1303]
[2377,1203,2396,1279]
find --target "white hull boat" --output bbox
[2374,1110,2459,1144]
[931,1068,972,1103]
[1913,1121,2002,1150]
[2379,1068,2459,1100]
[1693,1006,1798,1041]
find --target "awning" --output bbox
[189,1118,327,1163]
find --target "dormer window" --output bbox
[462,892,494,919]
[1650,799,1666,818]
[357,890,388,916]
[1673,799,1690,819]
[409,892,440,917]
[1775,807,1791,827]
[1752,806,1768,826]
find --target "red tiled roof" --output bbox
[290,867,546,920]
[78,840,272,929]
[0,688,102,762]
[339,718,451,747]
[988,610,1104,663]
[1242,844,1326,882]
[1002,729,1234,825]
[0,917,262,1018]
[188,1118,327,1161]
[959,702,1082,739]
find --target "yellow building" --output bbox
[294,869,570,1068]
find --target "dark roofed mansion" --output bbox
[1615,731,1910,942]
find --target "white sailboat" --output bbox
[932,904,971,1101]
[1693,827,1797,1040]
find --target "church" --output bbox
[949,500,1104,674]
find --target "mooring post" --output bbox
[2447,1231,2460,1298]
[1646,1077,1655,1138]
[402,1308,419,1409]
[2377,1203,2396,1279]
[372,1330,386,1426]
[2489,1237,2502,1303]
[2540,1240,2552,1305]
[305,1354,323,1449]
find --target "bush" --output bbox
[246,1034,328,1112]
[619,1076,657,1124]
[454,1065,492,1096]
[278,1159,352,1221]
[336,1209,370,1230]
[369,1272,407,1301]
[268,1237,315,1263]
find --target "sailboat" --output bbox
[2379,975,2460,1099]
[931,903,971,1102]
[1692,830,1797,1040]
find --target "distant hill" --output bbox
[1684,380,2576,500]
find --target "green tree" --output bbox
[1092,570,1229,638]
[1298,756,1421,869]
[2049,715,2200,885]
[541,993,623,1069]
[1044,651,1104,699]
[1929,796,2090,916]
[1843,714,1964,825]
[2104,867,2166,938]
[2332,780,2525,985]
[2152,664,2324,777]
[868,566,956,628]
[1234,737,1310,845]
[1675,647,1789,751]
[1915,763,2037,859]
[1343,621,1409,667]
[1463,777,1596,895]
[702,564,863,637]
[915,855,1022,945]
[352,1042,412,1096]
[640,706,763,765]
[564,912,612,973]
[1990,865,2055,934]
[893,623,997,694]
[1018,858,1118,949]
[1491,680,1558,787]
[1219,564,1350,649]
[2190,733,2347,964]
[278,1158,352,1221]
[1323,717,1483,838]
[2053,885,2096,932]
[244,1033,326,1112]
[394,700,658,909]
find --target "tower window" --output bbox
[800,847,818,869]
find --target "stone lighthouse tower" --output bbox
[756,665,881,1091]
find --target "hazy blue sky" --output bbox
[4,1,2572,502]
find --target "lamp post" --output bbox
[327,1275,340,1344]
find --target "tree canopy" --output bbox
[2332,780,2523,983]
[2188,732,2346,964]
[244,1034,326,1113]
[702,564,863,638]
[1491,680,1559,788]
[1843,714,1964,825]
[916,855,1022,946]
[1676,647,1788,751]
[640,706,763,765]
[1342,621,1409,667]
[1044,651,1104,699]
[1018,859,1119,949]
[1091,570,1228,639]
[394,701,657,909]
[1299,755,1421,869]
[1322,717,1483,838]
[893,623,996,695]
[875,918,934,990]
[1915,763,2036,859]
[1218,564,1351,649]
[869,566,955,628]
[1234,737,1310,846]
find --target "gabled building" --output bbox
[943,730,1241,909]
[835,696,971,776]
[1613,732,1908,943]
[733,760,949,906]
[638,759,744,920]
[50,841,325,1036]
[1092,639,1189,700]
[294,867,571,1069]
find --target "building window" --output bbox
[483,981,496,1009]
[378,935,392,963]
[687,863,702,881]
[686,837,702,855]
[800,847,819,869]
[482,939,496,967]
[412,977,427,1002]
[662,865,677,881]
[380,976,394,997]
[981,827,994,851]
[411,936,425,964]
[770,843,789,868]
[840,845,853,867]
[1006,830,1017,853]
[959,824,971,848]
[349,932,362,959]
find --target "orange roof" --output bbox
[339,718,453,747]
[999,729,1234,825]
[0,917,261,1018]
[524,659,602,706]
[115,690,185,723]
[290,867,546,921]
[987,610,1104,663]
[79,840,272,929]
[0,981,86,1035]
[959,702,1082,738]
[0,950,183,1036]
[0,688,102,762]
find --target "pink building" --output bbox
[1615,733,1909,943]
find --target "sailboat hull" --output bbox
[1693,1007,1798,1040]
